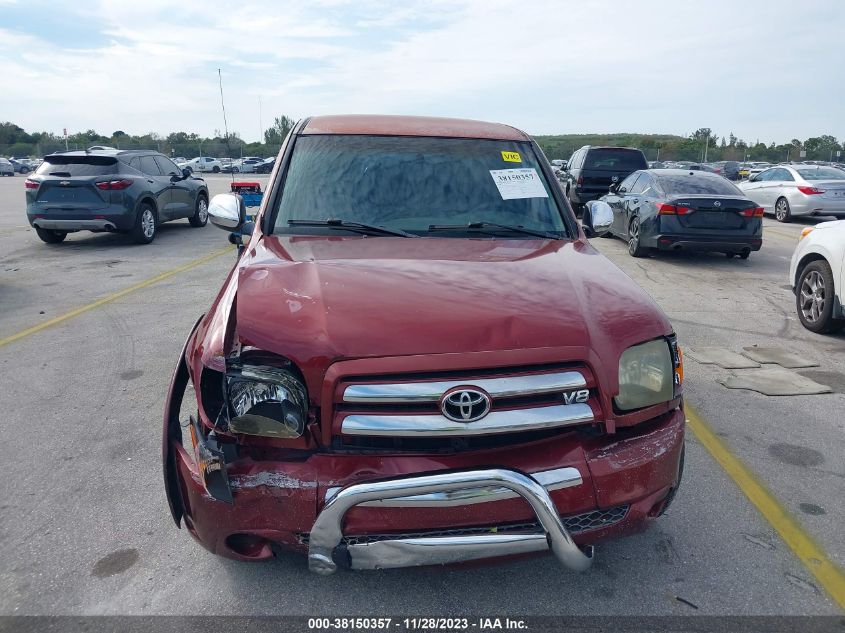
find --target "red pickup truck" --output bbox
[162,115,685,575]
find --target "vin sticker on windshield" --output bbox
[489,168,548,200]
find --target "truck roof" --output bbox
[302,114,529,141]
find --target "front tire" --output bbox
[796,260,844,334]
[35,227,67,244]
[132,203,157,244]
[212,166,220,173]
[189,195,208,227]
[775,197,792,223]
[627,216,650,258]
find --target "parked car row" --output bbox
[0,156,41,174]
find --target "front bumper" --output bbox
[168,406,684,573]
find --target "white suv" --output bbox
[182,156,222,173]
[790,220,845,333]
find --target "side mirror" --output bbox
[208,193,246,232]
[182,168,192,179]
[582,201,613,238]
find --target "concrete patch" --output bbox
[717,367,832,396]
[741,347,820,368]
[686,347,761,369]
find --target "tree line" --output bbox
[2,120,842,164]
[0,116,296,160]
[535,128,844,164]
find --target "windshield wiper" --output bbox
[427,222,560,239]
[288,219,418,238]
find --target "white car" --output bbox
[738,165,845,222]
[789,220,845,333]
[181,156,222,173]
[232,156,264,173]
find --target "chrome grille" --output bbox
[298,505,628,546]
[335,367,599,444]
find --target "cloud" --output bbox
[0,0,843,143]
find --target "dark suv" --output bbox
[25,150,210,244]
[562,146,648,212]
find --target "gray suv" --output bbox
[25,150,210,244]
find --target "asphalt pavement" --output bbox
[0,173,843,615]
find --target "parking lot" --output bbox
[0,172,843,615]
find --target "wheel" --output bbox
[775,197,792,223]
[20,167,29,175]
[796,260,844,334]
[627,216,650,258]
[189,195,208,227]
[35,227,67,244]
[132,203,157,244]
[212,166,220,173]
[232,166,239,173]
[739,250,750,260]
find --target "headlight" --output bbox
[614,338,680,412]
[226,365,308,438]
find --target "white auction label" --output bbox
[489,168,548,200]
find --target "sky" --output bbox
[1,0,843,144]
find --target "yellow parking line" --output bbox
[686,404,845,610]
[0,247,232,349]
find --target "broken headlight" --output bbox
[226,365,308,438]
[614,338,675,412]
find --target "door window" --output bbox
[140,156,162,175]
[630,174,650,194]
[155,156,181,176]
[770,168,794,182]
[621,173,641,193]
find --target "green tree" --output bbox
[264,115,295,145]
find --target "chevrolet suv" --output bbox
[25,150,209,244]
[163,115,685,574]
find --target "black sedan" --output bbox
[595,169,763,259]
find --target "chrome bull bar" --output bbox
[307,468,595,575]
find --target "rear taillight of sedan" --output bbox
[24,179,39,190]
[95,179,133,190]
[797,185,825,195]
[739,207,764,217]
[656,203,692,215]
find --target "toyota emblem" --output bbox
[440,387,492,422]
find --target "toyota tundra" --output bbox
[162,115,685,575]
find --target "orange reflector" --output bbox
[800,227,814,241]
[676,346,684,385]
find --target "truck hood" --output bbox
[231,235,672,372]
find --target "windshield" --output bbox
[657,175,743,195]
[584,149,647,170]
[272,135,568,237]
[797,167,845,181]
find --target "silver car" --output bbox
[738,165,845,222]
[0,157,14,176]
